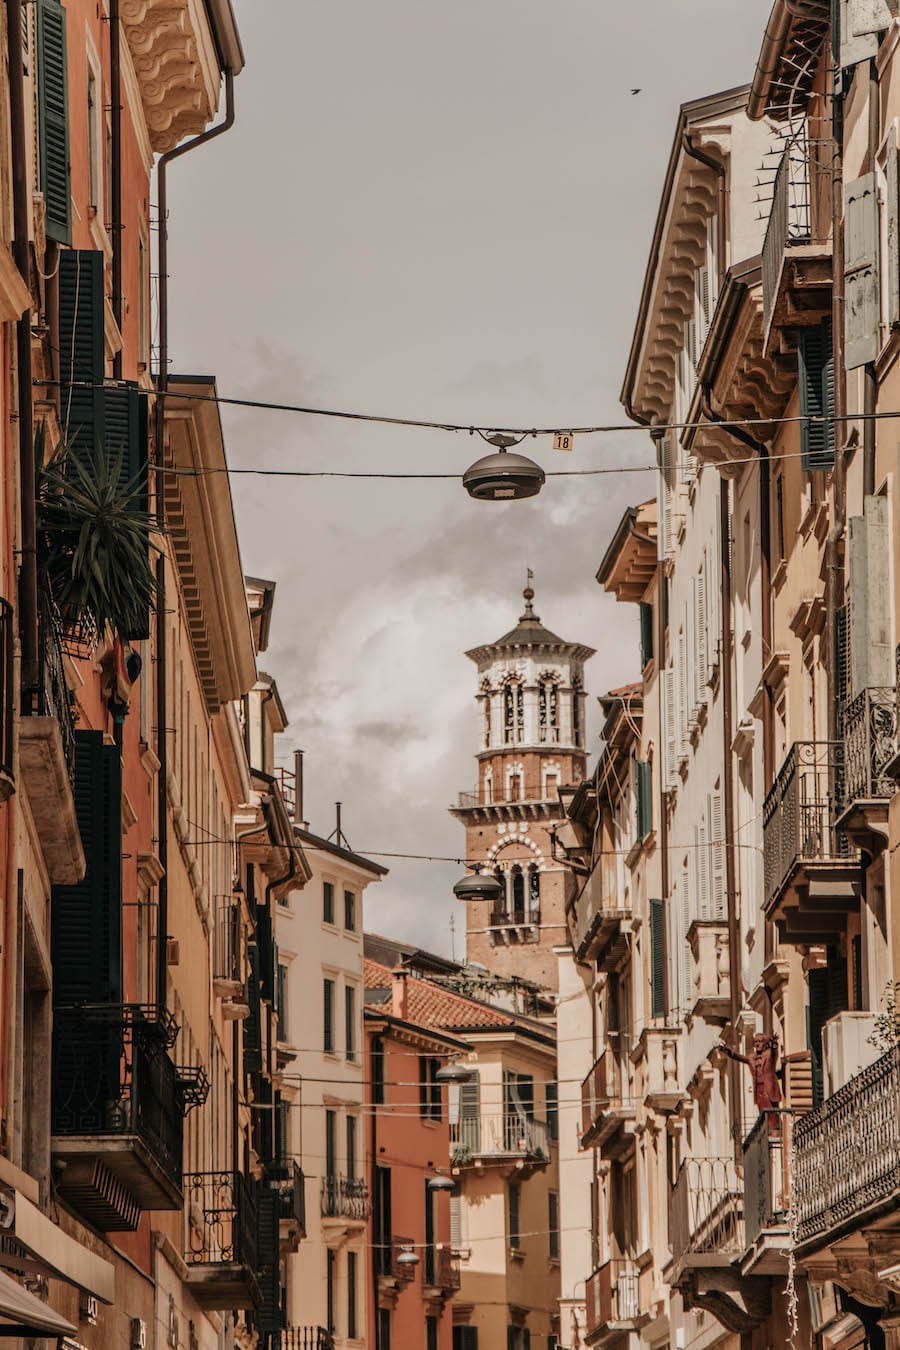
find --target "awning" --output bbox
[0,1267,77,1336]
[0,1187,115,1303]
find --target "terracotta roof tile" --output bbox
[364,959,514,1030]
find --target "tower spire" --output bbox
[522,570,536,620]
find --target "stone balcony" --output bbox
[687,920,730,1023]
[580,1049,635,1156]
[585,1259,645,1344]
[638,1027,682,1113]
[569,863,631,969]
[450,1112,549,1175]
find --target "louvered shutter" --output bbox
[844,175,880,368]
[664,668,677,792]
[807,968,831,1107]
[799,323,836,469]
[710,791,726,919]
[696,568,708,695]
[888,143,900,329]
[255,1181,281,1332]
[649,898,665,1018]
[677,619,687,754]
[51,730,122,1003]
[459,1076,480,1152]
[244,943,262,1074]
[58,251,104,385]
[697,819,709,920]
[450,1195,462,1251]
[680,860,691,1013]
[639,603,654,668]
[507,1330,518,1350]
[636,760,652,840]
[36,0,70,245]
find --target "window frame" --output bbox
[344,888,357,932]
[323,977,335,1055]
[323,880,335,925]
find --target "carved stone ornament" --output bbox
[120,0,220,152]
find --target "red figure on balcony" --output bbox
[719,1033,809,1135]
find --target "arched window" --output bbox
[507,771,523,802]
[504,683,516,744]
[572,679,583,746]
[528,867,541,921]
[483,770,493,805]
[544,772,559,801]
[493,869,505,918]
[511,867,525,924]
[482,682,492,748]
[539,679,559,743]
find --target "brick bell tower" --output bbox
[450,583,594,991]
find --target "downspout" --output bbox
[110,0,123,379]
[370,1070,379,1350]
[700,391,776,1044]
[682,134,726,290]
[862,57,879,498]
[7,0,37,700]
[826,37,846,747]
[154,69,236,1010]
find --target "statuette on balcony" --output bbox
[719,1033,810,1133]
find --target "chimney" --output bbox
[391,965,408,1020]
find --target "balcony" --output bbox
[741,1115,790,1275]
[0,599,12,800]
[321,1174,370,1223]
[451,786,561,822]
[184,1171,260,1310]
[668,1157,770,1334]
[585,1260,643,1342]
[761,131,831,335]
[687,920,730,1023]
[569,864,631,968]
[375,1234,417,1297]
[450,1113,549,1172]
[763,741,857,944]
[268,1157,306,1249]
[639,1028,682,1113]
[580,1050,634,1155]
[51,1004,184,1230]
[837,687,897,851]
[213,898,243,1001]
[19,592,84,884]
[281,1331,334,1350]
[793,1046,900,1254]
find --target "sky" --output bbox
[166,0,773,955]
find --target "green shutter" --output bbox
[245,943,262,1075]
[255,1181,281,1333]
[36,0,70,245]
[649,897,666,1019]
[58,251,104,385]
[639,602,654,668]
[636,760,652,840]
[799,322,836,471]
[51,730,122,1004]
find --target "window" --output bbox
[138,230,150,369]
[323,979,335,1054]
[426,1317,439,1350]
[276,963,288,1042]
[528,867,541,922]
[508,772,523,802]
[424,1180,436,1284]
[504,681,523,744]
[539,680,559,742]
[649,898,666,1018]
[639,601,654,668]
[372,1036,385,1105]
[346,1114,357,1180]
[347,1250,358,1340]
[545,1082,558,1141]
[453,1331,478,1350]
[325,1109,336,1178]
[345,985,356,1061]
[344,888,356,931]
[374,1166,392,1277]
[419,1057,442,1121]
[323,881,335,924]
[635,759,652,841]
[326,1248,336,1334]
[508,1181,521,1249]
[548,1191,560,1260]
[378,1309,391,1350]
[482,683,492,747]
[86,63,100,210]
[572,678,582,745]
[512,867,525,923]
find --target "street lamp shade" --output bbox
[452,870,503,903]
[463,448,545,501]
[427,1174,456,1192]
[434,1060,473,1084]
[396,1247,420,1267]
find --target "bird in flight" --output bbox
[630,88,642,95]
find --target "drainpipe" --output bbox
[154,69,236,1011]
[862,58,879,498]
[7,0,37,701]
[826,41,846,746]
[682,134,726,290]
[110,0,123,379]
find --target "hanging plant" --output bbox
[36,425,159,642]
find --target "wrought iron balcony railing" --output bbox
[793,1045,900,1248]
[213,899,242,986]
[52,1003,183,1188]
[268,1157,306,1234]
[761,130,830,323]
[0,599,12,782]
[762,741,851,908]
[29,586,76,779]
[279,1330,333,1350]
[742,1114,788,1252]
[450,1112,549,1163]
[184,1170,258,1269]
[585,1260,641,1336]
[320,1174,370,1221]
[375,1235,416,1282]
[580,1049,633,1149]
[843,686,897,804]
[669,1157,744,1265]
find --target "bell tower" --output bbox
[450,584,594,991]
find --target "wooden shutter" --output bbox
[696,819,709,920]
[322,978,334,1055]
[51,730,122,1003]
[695,570,708,699]
[710,791,725,918]
[844,174,880,369]
[244,942,262,1074]
[799,323,836,469]
[639,602,654,668]
[636,760,652,840]
[58,251,104,385]
[36,0,70,245]
[460,1076,480,1152]
[888,142,900,329]
[649,898,665,1018]
[450,1195,462,1251]
[255,1182,280,1332]
[664,667,677,792]
[807,968,831,1107]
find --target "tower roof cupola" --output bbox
[466,583,596,664]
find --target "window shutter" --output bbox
[636,760,652,840]
[695,569,708,696]
[844,174,879,369]
[649,898,665,1018]
[507,1331,518,1350]
[450,1195,462,1251]
[639,602,654,668]
[799,323,836,469]
[697,819,710,920]
[51,730,122,1003]
[710,791,726,919]
[58,251,104,385]
[244,943,262,1074]
[677,620,687,755]
[322,978,334,1055]
[888,143,900,329]
[255,1182,280,1332]
[36,0,70,245]
[807,969,831,1108]
[680,860,691,1013]
[664,668,677,792]
[460,1076,481,1152]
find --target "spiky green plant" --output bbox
[36,425,159,641]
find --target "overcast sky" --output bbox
[166,0,772,955]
